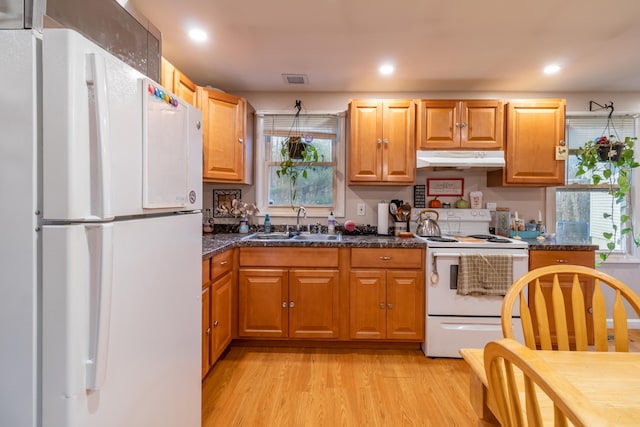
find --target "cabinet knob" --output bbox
[282,301,288,308]
[206,327,211,334]
[379,256,392,261]
[377,138,382,145]
[556,259,569,263]
[383,138,389,144]
[219,260,228,265]
[387,303,393,309]
[239,137,243,143]
[455,122,460,128]
[289,301,295,308]
[213,320,219,327]
[379,303,385,309]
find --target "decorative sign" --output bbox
[213,189,241,218]
[413,185,426,208]
[427,178,464,197]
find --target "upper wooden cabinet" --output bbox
[487,99,566,187]
[161,57,197,107]
[198,88,254,184]
[347,99,416,184]
[417,100,504,150]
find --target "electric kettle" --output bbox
[416,209,441,237]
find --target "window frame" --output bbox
[548,113,640,263]
[254,111,346,219]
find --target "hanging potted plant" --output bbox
[576,134,640,262]
[276,100,320,207]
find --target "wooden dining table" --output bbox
[460,347,640,426]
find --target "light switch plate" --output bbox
[357,203,366,215]
[555,145,569,160]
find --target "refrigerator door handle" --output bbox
[85,223,114,390]
[86,53,113,220]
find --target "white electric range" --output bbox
[414,209,528,358]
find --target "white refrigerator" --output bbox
[1,28,202,427]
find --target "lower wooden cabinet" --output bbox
[349,248,425,340]
[202,249,235,378]
[528,249,596,347]
[238,268,340,338]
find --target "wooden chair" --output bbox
[484,338,608,427]
[502,264,640,351]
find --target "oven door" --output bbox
[427,248,529,316]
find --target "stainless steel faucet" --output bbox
[295,206,306,233]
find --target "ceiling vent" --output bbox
[282,74,309,85]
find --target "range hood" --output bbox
[416,150,506,170]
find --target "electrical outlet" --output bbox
[357,203,366,216]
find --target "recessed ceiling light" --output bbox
[543,64,561,75]
[189,28,208,42]
[379,64,395,76]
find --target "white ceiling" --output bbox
[128,0,640,93]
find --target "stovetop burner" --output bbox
[467,234,513,244]
[424,236,458,242]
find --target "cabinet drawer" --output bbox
[212,249,234,281]
[351,248,423,269]
[202,259,211,288]
[240,247,339,267]
[529,250,595,269]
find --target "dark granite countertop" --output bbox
[202,234,599,260]
[202,233,427,260]
[523,238,599,251]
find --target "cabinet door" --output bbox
[289,269,340,339]
[161,57,197,107]
[238,269,288,337]
[201,286,210,378]
[490,99,566,186]
[349,270,386,339]
[528,250,596,347]
[386,270,424,340]
[417,100,460,149]
[211,271,233,363]
[199,88,246,182]
[348,99,384,182]
[461,100,504,149]
[382,100,416,183]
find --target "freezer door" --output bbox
[42,214,201,427]
[42,28,202,221]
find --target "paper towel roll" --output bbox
[377,202,389,235]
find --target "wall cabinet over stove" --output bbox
[417,100,504,150]
[349,248,424,340]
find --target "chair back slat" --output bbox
[519,290,537,349]
[502,265,640,353]
[570,274,588,351]
[613,290,629,352]
[523,376,543,426]
[592,280,609,351]
[551,274,570,350]
[533,280,553,350]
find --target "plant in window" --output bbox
[576,133,640,262]
[276,100,321,208]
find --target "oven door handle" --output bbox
[432,253,528,258]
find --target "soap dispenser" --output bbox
[327,211,336,234]
[263,213,271,233]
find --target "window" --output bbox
[255,112,345,217]
[556,115,637,252]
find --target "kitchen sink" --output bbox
[291,234,341,241]
[242,232,293,241]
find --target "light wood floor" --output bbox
[202,345,477,427]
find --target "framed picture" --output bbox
[213,189,241,218]
[427,178,464,197]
